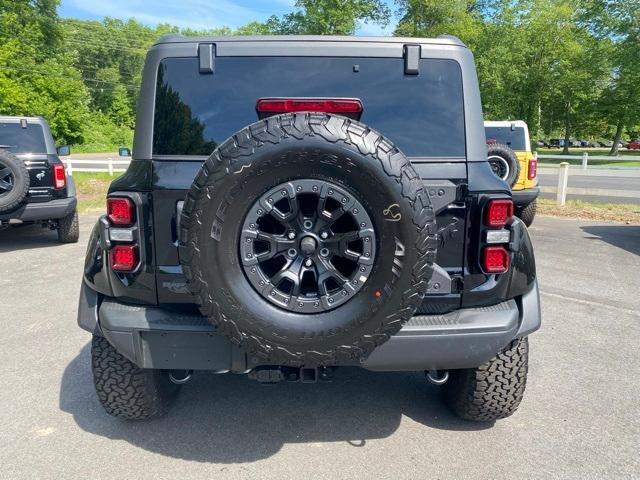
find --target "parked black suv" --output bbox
[78,35,540,422]
[0,116,79,242]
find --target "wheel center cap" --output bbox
[300,236,317,256]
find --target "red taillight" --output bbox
[107,197,135,226]
[482,246,510,274]
[528,156,537,179]
[110,245,138,272]
[256,98,363,115]
[485,199,513,228]
[53,164,66,189]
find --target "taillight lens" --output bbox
[107,197,135,226]
[110,245,138,272]
[256,98,363,115]
[528,157,537,179]
[485,199,513,228]
[482,246,510,274]
[53,164,66,189]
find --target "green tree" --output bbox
[0,0,91,143]
[581,0,640,154]
[268,0,391,35]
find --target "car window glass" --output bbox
[485,127,527,151]
[0,122,47,154]
[153,57,466,158]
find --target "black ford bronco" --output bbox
[78,35,540,422]
[0,116,79,242]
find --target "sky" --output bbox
[59,0,397,35]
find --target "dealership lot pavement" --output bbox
[0,215,638,479]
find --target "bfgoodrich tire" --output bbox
[180,113,438,366]
[517,199,537,227]
[91,335,180,420]
[0,149,29,213]
[443,337,529,421]
[57,209,79,243]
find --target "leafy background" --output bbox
[0,0,637,154]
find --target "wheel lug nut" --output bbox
[305,258,313,267]
[320,231,328,239]
[287,231,295,239]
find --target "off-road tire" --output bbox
[180,112,437,366]
[443,337,529,421]
[57,209,79,243]
[487,143,520,187]
[0,149,29,213]
[517,199,537,227]
[91,335,180,420]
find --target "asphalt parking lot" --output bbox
[1,214,638,479]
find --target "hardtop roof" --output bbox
[154,34,466,48]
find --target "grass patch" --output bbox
[538,198,640,224]
[537,148,640,167]
[73,172,121,213]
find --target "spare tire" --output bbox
[487,144,520,187]
[180,113,437,366]
[0,149,29,213]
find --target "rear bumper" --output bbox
[78,280,541,372]
[0,196,76,221]
[511,187,539,207]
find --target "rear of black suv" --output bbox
[78,35,540,422]
[0,116,79,243]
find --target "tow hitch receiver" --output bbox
[248,366,334,384]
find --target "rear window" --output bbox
[153,57,465,158]
[0,122,46,154]
[485,126,527,151]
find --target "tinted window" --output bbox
[0,122,46,154]
[153,57,465,157]
[485,126,527,151]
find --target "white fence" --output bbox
[538,152,640,169]
[62,158,131,175]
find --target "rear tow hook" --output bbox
[425,370,449,386]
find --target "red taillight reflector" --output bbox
[482,246,510,274]
[110,245,138,272]
[53,164,66,189]
[256,98,363,115]
[485,199,513,227]
[528,157,537,179]
[107,197,134,226]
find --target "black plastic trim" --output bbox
[0,196,76,221]
[84,280,540,371]
[512,187,540,206]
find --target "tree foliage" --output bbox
[0,0,638,152]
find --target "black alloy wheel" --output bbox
[0,159,14,199]
[240,179,376,313]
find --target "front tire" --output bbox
[57,209,79,243]
[91,335,181,420]
[443,337,529,421]
[517,199,537,227]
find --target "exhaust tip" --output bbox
[426,370,449,386]
[169,370,193,385]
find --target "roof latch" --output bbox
[198,43,215,74]
[403,44,420,75]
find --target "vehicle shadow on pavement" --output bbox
[581,225,640,256]
[60,344,492,463]
[0,223,60,252]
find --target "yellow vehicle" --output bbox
[484,120,539,226]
